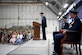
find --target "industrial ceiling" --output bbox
[0,0,79,19]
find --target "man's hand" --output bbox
[63,30,68,34]
[60,29,68,34]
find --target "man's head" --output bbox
[40,12,44,17]
[62,16,67,22]
[69,10,78,19]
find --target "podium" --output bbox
[33,22,40,40]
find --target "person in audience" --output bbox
[6,30,12,44]
[1,29,8,44]
[22,31,27,42]
[25,30,29,39]
[0,29,3,42]
[16,31,23,44]
[53,10,81,55]
[10,31,17,44]
[40,12,47,40]
[27,31,32,40]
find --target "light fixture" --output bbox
[57,16,59,18]
[59,0,81,20]
[73,3,76,6]
[45,2,49,5]
[58,12,62,15]
[59,3,73,20]
[63,3,68,8]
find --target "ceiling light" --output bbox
[57,16,59,18]
[59,0,81,20]
[59,3,74,20]
[73,3,76,6]
[45,2,49,5]
[63,3,68,8]
[58,12,62,15]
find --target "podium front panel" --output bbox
[33,26,40,40]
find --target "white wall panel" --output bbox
[0,4,59,33]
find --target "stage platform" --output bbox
[7,40,50,55]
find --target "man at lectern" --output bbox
[40,12,47,40]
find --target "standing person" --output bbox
[53,10,81,55]
[40,12,47,40]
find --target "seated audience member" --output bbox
[6,30,12,44]
[16,31,23,44]
[53,10,81,55]
[10,31,17,44]
[53,17,69,42]
[1,29,8,44]
[0,29,3,42]
[22,31,27,42]
[27,31,32,40]
[25,30,29,39]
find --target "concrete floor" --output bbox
[7,40,49,55]
[0,33,82,55]
[0,44,19,55]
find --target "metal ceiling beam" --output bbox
[0,0,58,16]
[40,0,58,16]
[0,0,41,2]
[53,0,62,8]
[0,2,42,4]
[48,3,59,15]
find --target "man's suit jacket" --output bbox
[62,22,69,29]
[42,16,47,28]
[68,17,81,31]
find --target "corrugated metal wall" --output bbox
[0,4,59,32]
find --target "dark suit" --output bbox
[68,17,81,31]
[54,17,81,55]
[53,22,69,41]
[62,22,69,29]
[42,16,47,40]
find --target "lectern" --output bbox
[33,22,40,40]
